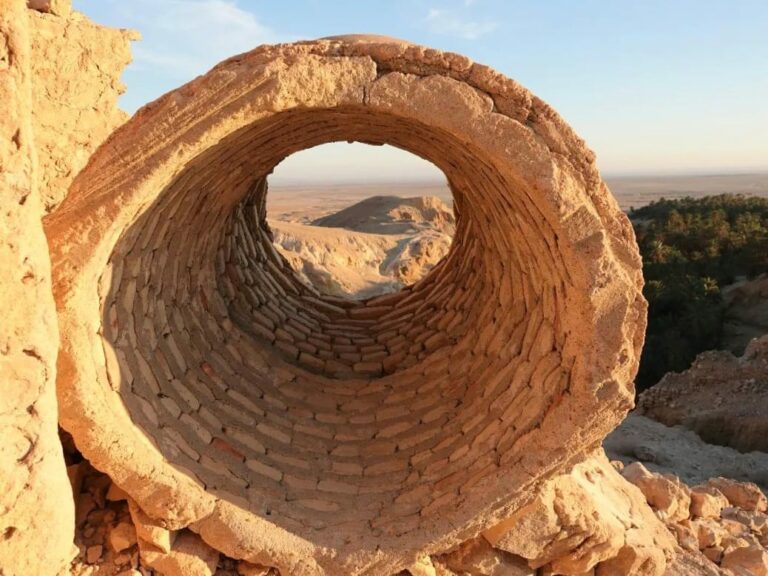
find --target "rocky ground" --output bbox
[59,432,274,576]
[62,435,768,576]
[606,414,768,490]
[617,460,768,575]
[638,335,768,454]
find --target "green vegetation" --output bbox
[631,194,768,390]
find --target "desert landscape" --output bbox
[268,172,768,222]
[3,2,768,576]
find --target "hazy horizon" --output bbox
[269,170,768,187]
[267,171,768,213]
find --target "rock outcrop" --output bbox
[0,2,134,575]
[271,195,454,298]
[28,0,137,212]
[62,447,679,576]
[721,274,768,355]
[638,335,768,454]
[44,36,646,575]
[0,2,72,573]
[482,451,675,575]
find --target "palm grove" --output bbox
[631,194,768,390]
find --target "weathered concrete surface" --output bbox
[45,37,646,574]
[0,1,72,573]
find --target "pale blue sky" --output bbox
[74,0,768,179]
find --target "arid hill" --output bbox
[638,335,768,454]
[312,194,455,235]
[271,195,454,298]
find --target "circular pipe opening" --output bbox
[266,142,454,301]
[46,39,643,574]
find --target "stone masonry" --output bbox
[43,35,649,575]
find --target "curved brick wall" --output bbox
[44,37,645,575]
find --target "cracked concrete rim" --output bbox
[44,38,645,575]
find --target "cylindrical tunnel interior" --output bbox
[104,106,567,539]
[46,38,643,573]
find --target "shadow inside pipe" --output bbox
[98,107,549,557]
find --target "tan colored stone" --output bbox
[128,499,176,554]
[484,452,674,575]
[434,537,534,575]
[28,0,136,212]
[139,530,219,576]
[721,544,768,575]
[664,548,723,576]
[46,35,645,575]
[690,485,729,519]
[702,545,724,564]
[237,561,273,576]
[692,518,726,549]
[86,544,103,564]
[109,521,138,553]
[722,507,768,536]
[67,462,87,498]
[622,462,691,522]
[707,477,768,513]
[668,522,698,552]
[0,2,73,575]
[107,481,130,502]
[408,555,437,576]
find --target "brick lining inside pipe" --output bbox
[44,37,645,575]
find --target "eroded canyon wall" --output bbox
[0,2,134,574]
[0,1,73,572]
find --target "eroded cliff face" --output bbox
[28,0,137,212]
[0,1,72,572]
[0,2,134,575]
